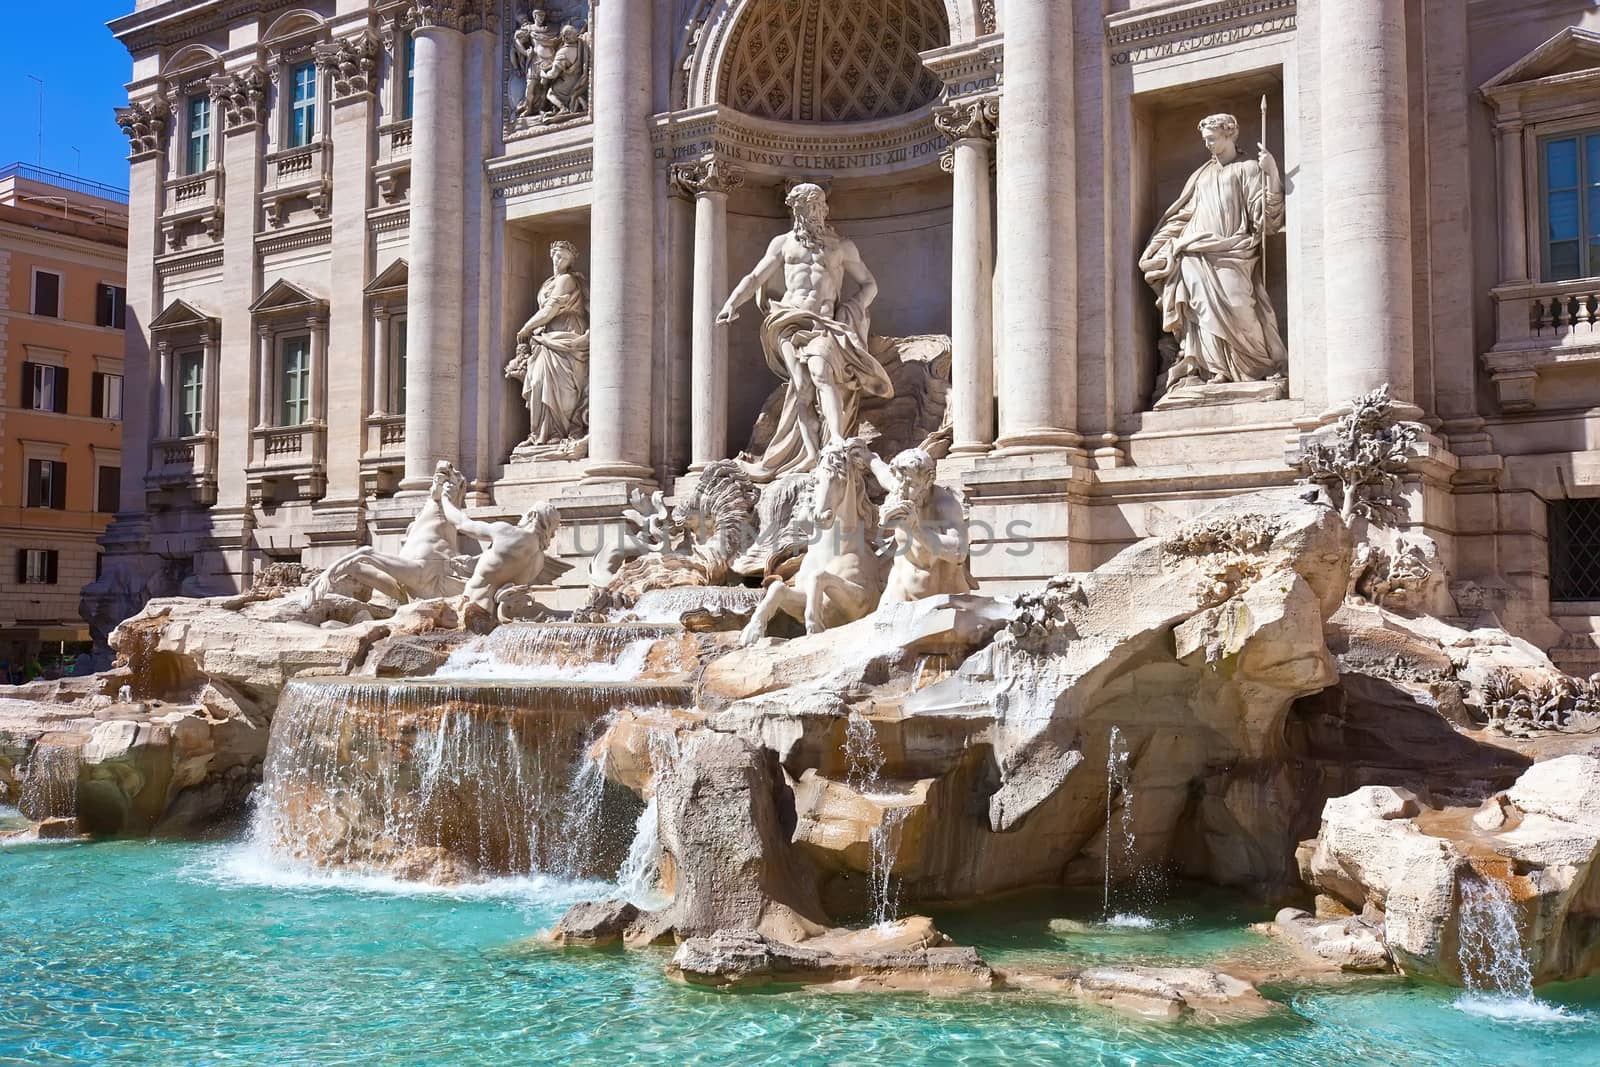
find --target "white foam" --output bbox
[1101,912,1162,929]
[1451,993,1590,1025]
[193,844,615,904]
[433,637,654,682]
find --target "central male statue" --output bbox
[716,182,893,482]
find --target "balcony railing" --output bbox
[1486,277,1600,411]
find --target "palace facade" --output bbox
[95,0,1600,669]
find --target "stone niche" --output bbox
[1130,72,1289,413]
[498,210,590,479]
[721,174,954,457]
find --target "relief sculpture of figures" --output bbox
[717,182,894,482]
[512,6,590,124]
[507,240,590,460]
[1138,112,1286,407]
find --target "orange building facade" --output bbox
[0,165,128,675]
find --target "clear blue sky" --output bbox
[0,3,135,191]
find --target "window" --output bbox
[96,284,127,329]
[186,94,212,174]
[96,465,121,513]
[21,362,67,413]
[92,371,123,420]
[403,31,416,119]
[25,459,66,510]
[392,315,407,413]
[1551,500,1600,601]
[16,549,59,586]
[280,334,311,425]
[1542,130,1600,281]
[177,351,205,437]
[32,270,60,317]
[290,62,317,148]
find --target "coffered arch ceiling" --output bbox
[717,0,950,123]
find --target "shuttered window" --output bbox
[25,459,67,510]
[32,271,60,317]
[16,549,59,585]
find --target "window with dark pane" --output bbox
[1551,500,1600,601]
[1542,132,1600,282]
[32,270,60,317]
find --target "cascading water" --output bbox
[616,796,664,906]
[1101,726,1162,925]
[251,678,676,881]
[1452,869,1587,1022]
[435,622,683,682]
[843,712,909,926]
[17,742,80,822]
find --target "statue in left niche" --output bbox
[507,240,590,460]
[301,461,473,608]
[512,5,590,124]
[439,495,566,628]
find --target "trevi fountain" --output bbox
[9,0,1600,1063]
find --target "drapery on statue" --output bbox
[1138,112,1285,399]
[507,240,589,457]
[300,462,471,608]
[871,447,975,604]
[512,10,590,123]
[439,495,565,627]
[717,182,893,483]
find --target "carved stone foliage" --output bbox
[1481,668,1600,735]
[933,95,997,172]
[316,33,380,98]
[719,0,949,122]
[208,68,267,129]
[1297,385,1420,527]
[408,0,467,30]
[115,98,170,156]
[668,158,746,198]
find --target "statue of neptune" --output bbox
[1138,113,1285,398]
[716,182,893,482]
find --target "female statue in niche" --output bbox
[507,240,589,458]
[1139,112,1286,403]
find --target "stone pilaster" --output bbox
[671,159,744,470]
[1320,0,1418,414]
[401,1,467,489]
[215,68,264,516]
[115,101,166,517]
[585,0,656,483]
[936,97,998,456]
[325,40,377,504]
[994,1,1079,455]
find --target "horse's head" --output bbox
[811,437,871,527]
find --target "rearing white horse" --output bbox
[740,437,886,645]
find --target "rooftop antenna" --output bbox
[70,146,80,177]
[26,75,43,168]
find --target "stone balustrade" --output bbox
[159,169,223,251]
[247,423,327,502]
[145,432,218,507]
[261,142,332,226]
[1485,278,1600,411]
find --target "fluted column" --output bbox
[155,341,172,438]
[936,97,998,455]
[671,159,744,470]
[401,1,466,488]
[585,0,656,481]
[256,326,273,428]
[995,0,1078,454]
[1321,0,1417,411]
[309,315,327,424]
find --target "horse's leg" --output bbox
[740,582,804,646]
[807,573,878,633]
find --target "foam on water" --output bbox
[1102,912,1162,930]
[1451,993,1591,1025]
[434,637,655,682]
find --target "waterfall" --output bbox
[1456,872,1534,999]
[1103,725,1134,917]
[436,622,682,681]
[843,712,907,926]
[617,796,664,905]
[17,742,80,823]
[252,678,668,881]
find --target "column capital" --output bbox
[315,32,381,101]
[257,323,273,339]
[373,302,392,321]
[669,158,746,199]
[933,95,999,145]
[209,66,267,131]
[407,0,470,32]
[116,96,170,159]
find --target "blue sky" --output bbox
[0,3,135,191]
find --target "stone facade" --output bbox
[96,0,1600,668]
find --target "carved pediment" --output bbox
[150,298,219,333]
[1484,27,1600,92]
[250,278,328,318]
[365,258,409,295]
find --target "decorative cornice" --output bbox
[668,158,746,199]
[209,66,268,130]
[488,142,594,200]
[368,207,411,235]
[116,97,170,158]
[1104,0,1296,66]
[316,31,380,99]
[408,0,467,32]
[156,246,225,280]
[256,221,333,257]
[653,105,947,182]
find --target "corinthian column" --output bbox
[1321,0,1417,413]
[936,97,998,456]
[400,1,466,488]
[994,1,1078,454]
[671,159,744,470]
[585,0,656,482]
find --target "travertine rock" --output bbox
[548,899,641,947]
[1005,966,1274,1023]
[1269,907,1393,972]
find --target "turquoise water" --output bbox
[3,834,1599,1065]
